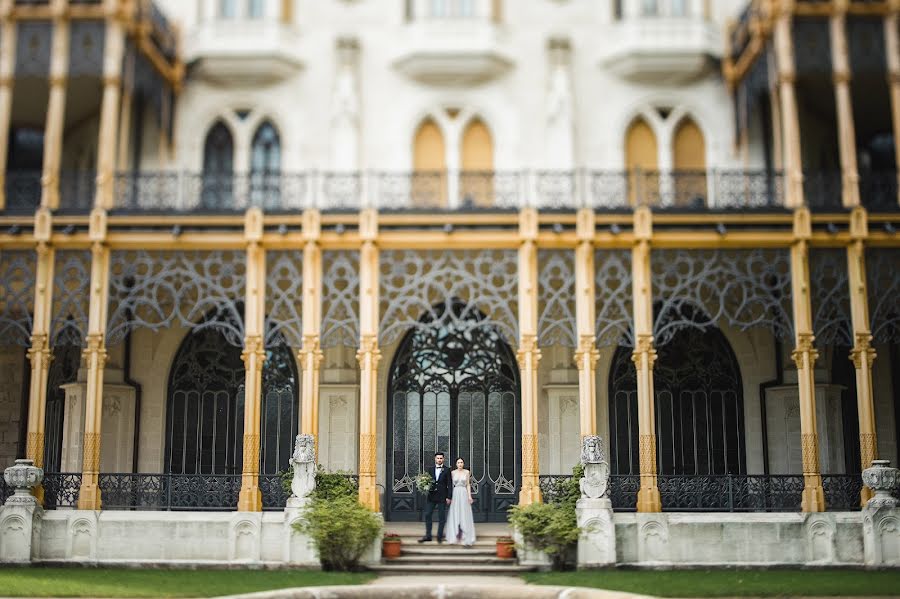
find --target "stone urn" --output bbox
[862,459,898,509]
[3,459,43,506]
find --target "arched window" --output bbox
[413,117,447,207]
[250,121,281,208]
[608,323,746,477]
[202,120,234,209]
[673,116,707,208]
[165,327,298,482]
[625,117,658,205]
[460,118,494,208]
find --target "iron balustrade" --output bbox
[538,474,897,512]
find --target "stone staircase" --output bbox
[370,529,535,575]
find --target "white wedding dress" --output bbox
[444,470,476,546]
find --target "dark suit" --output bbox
[423,465,452,540]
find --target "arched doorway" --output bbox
[608,324,746,476]
[165,327,298,478]
[386,301,520,522]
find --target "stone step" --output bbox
[400,546,496,557]
[390,554,516,565]
[370,563,535,575]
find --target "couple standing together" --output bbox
[418,452,476,546]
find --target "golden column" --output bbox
[299,209,323,444]
[790,208,825,512]
[41,2,70,211]
[95,5,126,210]
[238,208,266,512]
[116,51,134,171]
[885,3,900,206]
[773,0,804,208]
[830,3,860,208]
[518,207,542,505]
[574,207,599,438]
[632,207,660,512]
[0,0,16,210]
[24,211,55,504]
[357,208,381,511]
[77,211,111,510]
[847,208,878,504]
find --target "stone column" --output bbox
[116,51,134,171]
[357,208,380,511]
[773,0,804,208]
[0,5,17,210]
[848,208,878,504]
[24,227,55,505]
[573,208,598,438]
[632,207,660,513]
[41,6,70,211]
[830,8,860,208]
[94,14,125,210]
[790,208,825,512]
[885,10,900,206]
[77,211,111,510]
[299,210,323,445]
[518,207,542,505]
[238,208,266,512]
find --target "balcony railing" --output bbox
[5,169,896,214]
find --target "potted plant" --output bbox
[496,536,516,559]
[382,532,402,559]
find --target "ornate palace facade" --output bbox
[0,0,898,523]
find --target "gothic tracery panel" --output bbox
[537,250,576,348]
[321,250,360,349]
[810,249,852,348]
[595,250,633,348]
[0,250,35,347]
[867,249,900,344]
[265,251,303,349]
[51,251,91,347]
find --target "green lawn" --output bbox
[0,567,374,597]
[523,568,900,597]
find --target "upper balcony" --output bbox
[186,0,302,86]
[600,0,720,84]
[393,0,513,86]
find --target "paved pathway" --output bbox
[369,575,526,586]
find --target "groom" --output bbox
[418,451,452,543]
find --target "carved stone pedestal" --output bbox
[576,497,616,568]
[0,459,43,563]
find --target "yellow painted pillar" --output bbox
[77,210,111,510]
[299,210,323,446]
[632,207,660,512]
[41,6,70,211]
[830,7,860,208]
[281,0,293,24]
[0,5,17,211]
[116,51,134,171]
[790,208,825,512]
[847,208,878,504]
[25,211,55,504]
[773,0,804,208]
[573,207,598,438]
[357,208,380,511]
[238,208,266,512]
[95,13,125,210]
[518,207,542,505]
[884,9,900,206]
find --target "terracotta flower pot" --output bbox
[382,538,402,559]
[496,539,515,559]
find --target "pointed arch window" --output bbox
[202,120,234,210]
[250,121,281,208]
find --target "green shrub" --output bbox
[293,495,381,571]
[278,466,359,501]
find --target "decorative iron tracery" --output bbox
[867,249,900,344]
[264,251,303,349]
[50,251,90,347]
[537,250,576,348]
[68,20,105,77]
[321,250,360,349]
[106,250,246,347]
[595,250,633,348]
[387,301,520,522]
[810,249,852,348]
[0,250,35,347]
[651,249,793,347]
[609,321,746,477]
[379,250,518,347]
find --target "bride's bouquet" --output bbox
[415,472,435,494]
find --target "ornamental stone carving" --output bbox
[3,459,43,506]
[287,434,317,508]
[579,436,610,500]
[862,460,899,509]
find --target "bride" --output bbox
[444,457,476,547]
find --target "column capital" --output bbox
[82,332,108,366]
[516,334,541,369]
[298,335,324,365]
[791,332,819,369]
[356,334,382,367]
[850,332,877,369]
[832,71,851,86]
[0,76,12,88]
[241,335,266,371]
[573,335,599,371]
[631,333,657,368]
